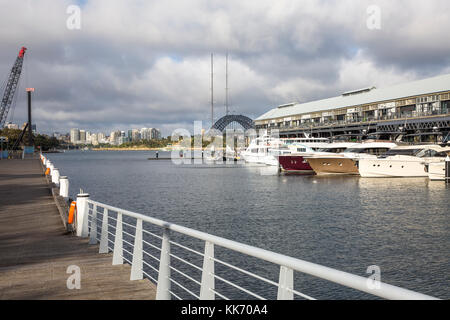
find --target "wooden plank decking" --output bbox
[0,159,156,300]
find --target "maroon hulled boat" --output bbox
[278,143,358,174]
[278,155,315,174]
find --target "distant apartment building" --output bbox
[5,122,19,129]
[90,133,99,146]
[79,130,86,144]
[131,129,140,142]
[109,130,122,145]
[70,128,80,144]
[85,131,91,144]
[97,132,107,144]
[140,128,150,140]
[20,122,35,132]
[151,128,161,140]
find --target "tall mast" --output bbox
[225,51,229,116]
[211,53,214,128]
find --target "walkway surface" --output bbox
[0,159,156,299]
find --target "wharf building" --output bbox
[255,73,450,143]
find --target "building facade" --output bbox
[255,73,450,142]
[70,128,80,144]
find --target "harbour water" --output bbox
[46,150,449,299]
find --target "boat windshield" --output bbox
[343,148,367,154]
[344,147,391,155]
[317,147,348,153]
[378,149,422,158]
[414,149,449,158]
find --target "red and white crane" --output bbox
[0,47,27,128]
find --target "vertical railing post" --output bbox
[51,168,60,186]
[76,193,90,238]
[99,208,109,254]
[130,219,143,281]
[156,228,171,300]
[89,204,98,244]
[277,266,294,300]
[59,176,69,199]
[112,212,123,265]
[200,241,215,300]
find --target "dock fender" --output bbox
[68,201,77,225]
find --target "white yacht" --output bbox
[304,141,398,175]
[426,161,448,181]
[358,145,450,178]
[244,136,331,166]
[241,134,283,164]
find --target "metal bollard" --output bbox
[76,193,90,237]
[59,176,69,198]
[51,168,60,185]
[445,156,450,184]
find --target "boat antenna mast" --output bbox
[211,53,214,128]
[225,51,229,116]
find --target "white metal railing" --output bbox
[39,154,439,300]
[74,195,438,300]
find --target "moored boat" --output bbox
[358,145,450,178]
[242,135,329,165]
[277,142,357,174]
[426,162,446,181]
[304,142,397,175]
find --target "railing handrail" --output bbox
[87,198,438,300]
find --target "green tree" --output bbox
[0,128,60,151]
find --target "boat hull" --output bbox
[358,159,428,177]
[305,157,359,175]
[278,155,315,174]
[427,162,446,181]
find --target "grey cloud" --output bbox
[1,0,450,136]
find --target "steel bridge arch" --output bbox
[211,115,255,132]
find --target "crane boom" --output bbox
[0,47,27,128]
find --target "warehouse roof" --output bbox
[256,73,450,121]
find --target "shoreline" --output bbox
[92,147,163,151]
[91,147,209,151]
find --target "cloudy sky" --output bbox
[1,0,450,136]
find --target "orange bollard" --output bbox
[68,201,77,224]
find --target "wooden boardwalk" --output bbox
[0,159,156,299]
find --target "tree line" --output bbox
[0,128,60,151]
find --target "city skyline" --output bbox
[69,127,162,145]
